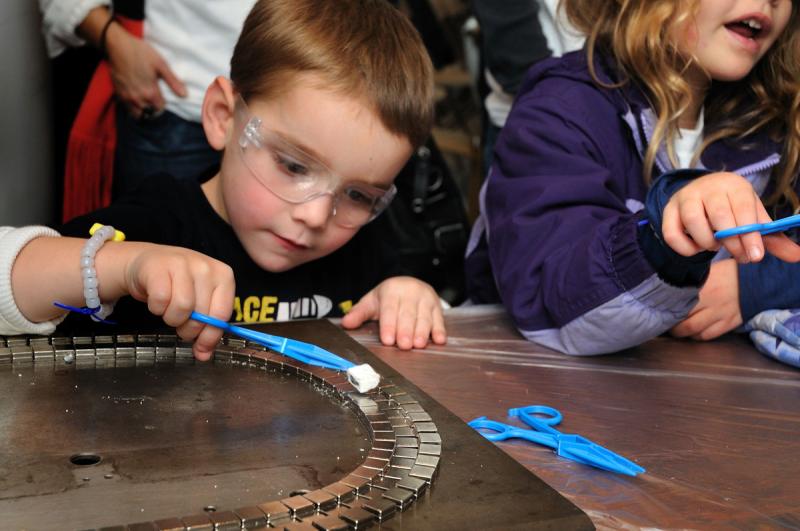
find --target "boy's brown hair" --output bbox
[231,0,434,149]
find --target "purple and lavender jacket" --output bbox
[465,51,795,355]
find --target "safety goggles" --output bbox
[235,95,397,228]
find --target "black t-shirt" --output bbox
[59,174,398,333]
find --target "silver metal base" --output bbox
[0,334,440,530]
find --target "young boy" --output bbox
[60,0,445,350]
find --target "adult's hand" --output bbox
[104,22,188,119]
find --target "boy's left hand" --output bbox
[341,276,447,350]
[670,259,742,340]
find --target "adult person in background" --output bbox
[472,0,584,174]
[39,0,256,220]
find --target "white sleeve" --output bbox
[39,0,111,58]
[0,226,65,336]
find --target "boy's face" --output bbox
[205,77,413,273]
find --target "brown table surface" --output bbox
[339,304,800,530]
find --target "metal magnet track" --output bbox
[0,333,441,530]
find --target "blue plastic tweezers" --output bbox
[190,311,355,371]
[714,213,800,239]
[468,405,645,476]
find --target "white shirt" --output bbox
[39,0,256,122]
[483,0,584,128]
[536,0,586,58]
[674,108,705,169]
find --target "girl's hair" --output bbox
[564,0,800,209]
[231,0,434,148]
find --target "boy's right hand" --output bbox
[662,172,800,264]
[118,243,235,361]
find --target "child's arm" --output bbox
[1,226,63,336]
[340,276,446,350]
[10,235,234,360]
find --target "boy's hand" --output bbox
[121,244,235,361]
[671,259,741,340]
[662,172,800,264]
[341,276,447,350]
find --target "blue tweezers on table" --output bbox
[469,405,645,476]
[190,311,355,371]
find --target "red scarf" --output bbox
[62,15,143,222]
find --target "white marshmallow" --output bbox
[346,363,381,393]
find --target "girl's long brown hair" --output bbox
[563,0,800,209]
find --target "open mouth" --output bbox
[724,16,770,40]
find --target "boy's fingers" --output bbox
[208,272,236,323]
[341,292,378,329]
[396,297,419,350]
[431,305,447,345]
[394,298,417,350]
[412,299,434,349]
[143,269,172,317]
[197,263,235,322]
[662,201,702,256]
[186,275,234,360]
[191,326,223,361]
[162,267,196,328]
[377,292,402,347]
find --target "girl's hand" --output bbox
[670,259,741,340]
[340,276,447,350]
[121,244,235,361]
[662,172,800,264]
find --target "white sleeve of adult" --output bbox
[0,226,65,336]
[39,0,111,58]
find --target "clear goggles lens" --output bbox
[235,96,396,228]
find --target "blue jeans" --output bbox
[113,108,221,198]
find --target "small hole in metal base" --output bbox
[289,489,310,497]
[204,506,217,513]
[70,453,101,466]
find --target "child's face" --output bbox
[210,78,413,273]
[678,0,793,82]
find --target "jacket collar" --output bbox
[587,51,782,175]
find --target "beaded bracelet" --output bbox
[55,224,125,323]
[83,224,122,321]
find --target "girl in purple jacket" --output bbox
[466,0,800,355]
